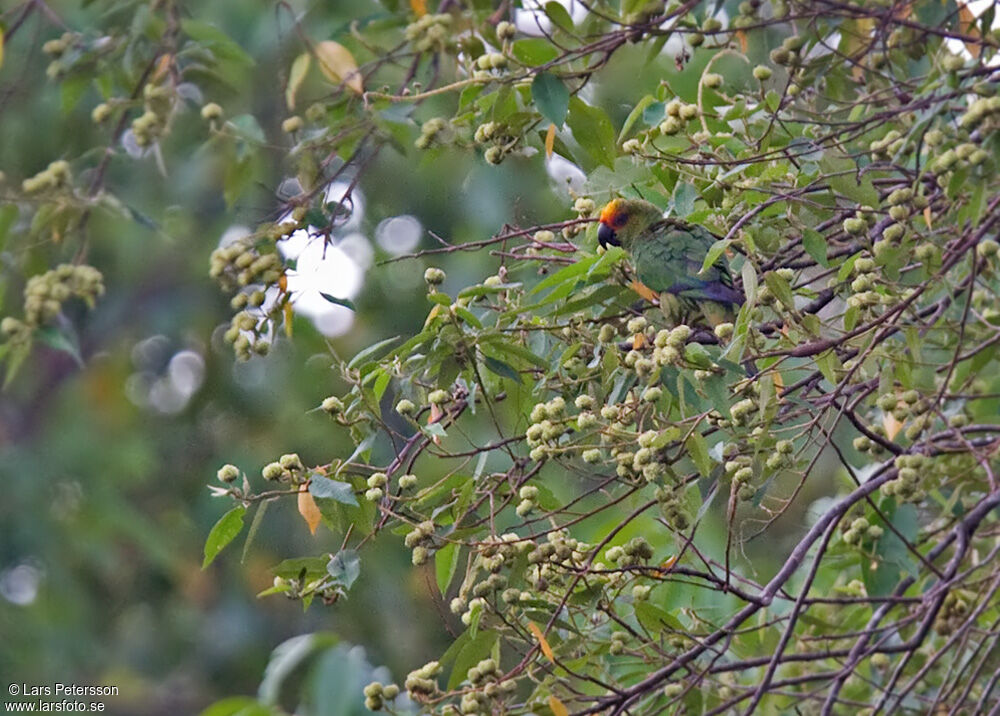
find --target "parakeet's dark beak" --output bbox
[597,222,620,248]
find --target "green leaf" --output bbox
[326,549,360,589]
[199,697,274,716]
[567,97,616,169]
[452,305,483,328]
[802,229,828,267]
[672,182,698,218]
[0,204,18,252]
[763,271,796,311]
[634,601,683,635]
[618,95,657,143]
[349,335,401,369]
[228,114,266,146]
[271,556,330,581]
[182,19,255,67]
[482,355,523,384]
[319,293,356,311]
[242,499,270,564]
[435,542,461,596]
[258,633,339,705]
[543,1,576,32]
[700,239,730,275]
[203,505,247,569]
[532,72,570,127]
[447,630,500,689]
[35,325,83,366]
[531,254,596,294]
[511,38,559,66]
[686,432,712,477]
[741,262,758,305]
[310,475,359,506]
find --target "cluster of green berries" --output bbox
[840,516,884,546]
[932,140,991,175]
[21,159,72,194]
[530,229,556,252]
[404,13,453,52]
[654,484,690,529]
[847,255,888,310]
[876,389,926,422]
[365,471,387,502]
[769,35,805,66]
[609,630,629,655]
[933,590,973,636]
[1,264,105,344]
[223,310,269,361]
[658,99,701,136]
[261,453,307,484]
[201,102,224,122]
[404,660,442,700]
[404,520,437,565]
[458,658,515,714]
[281,115,303,134]
[471,51,509,81]
[415,117,450,149]
[605,536,654,567]
[725,453,756,500]
[424,266,446,286]
[869,130,906,160]
[209,238,285,293]
[958,95,1000,131]
[516,484,539,516]
[881,453,928,502]
[473,121,513,165]
[41,32,78,79]
[842,207,877,238]
[525,396,569,462]
[131,84,175,148]
[217,464,240,483]
[362,681,400,711]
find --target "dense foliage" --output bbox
[4,0,1000,714]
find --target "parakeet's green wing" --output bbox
[631,219,740,305]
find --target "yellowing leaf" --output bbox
[548,696,569,716]
[630,280,659,303]
[632,333,646,350]
[428,403,444,445]
[152,54,172,83]
[545,123,556,159]
[315,40,363,94]
[528,621,555,662]
[283,301,294,338]
[958,3,981,59]
[660,554,677,571]
[424,302,442,328]
[735,29,747,53]
[410,0,427,17]
[0,27,5,72]
[883,412,902,441]
[286,53,311,110]
[298,485,322,535]
[923,206,933,229]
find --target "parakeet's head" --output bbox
[597,198,664,251]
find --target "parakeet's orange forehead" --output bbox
[599,198,625,224]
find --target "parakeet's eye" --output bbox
[612,213,628,228]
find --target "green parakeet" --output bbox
[597,198,743,320]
